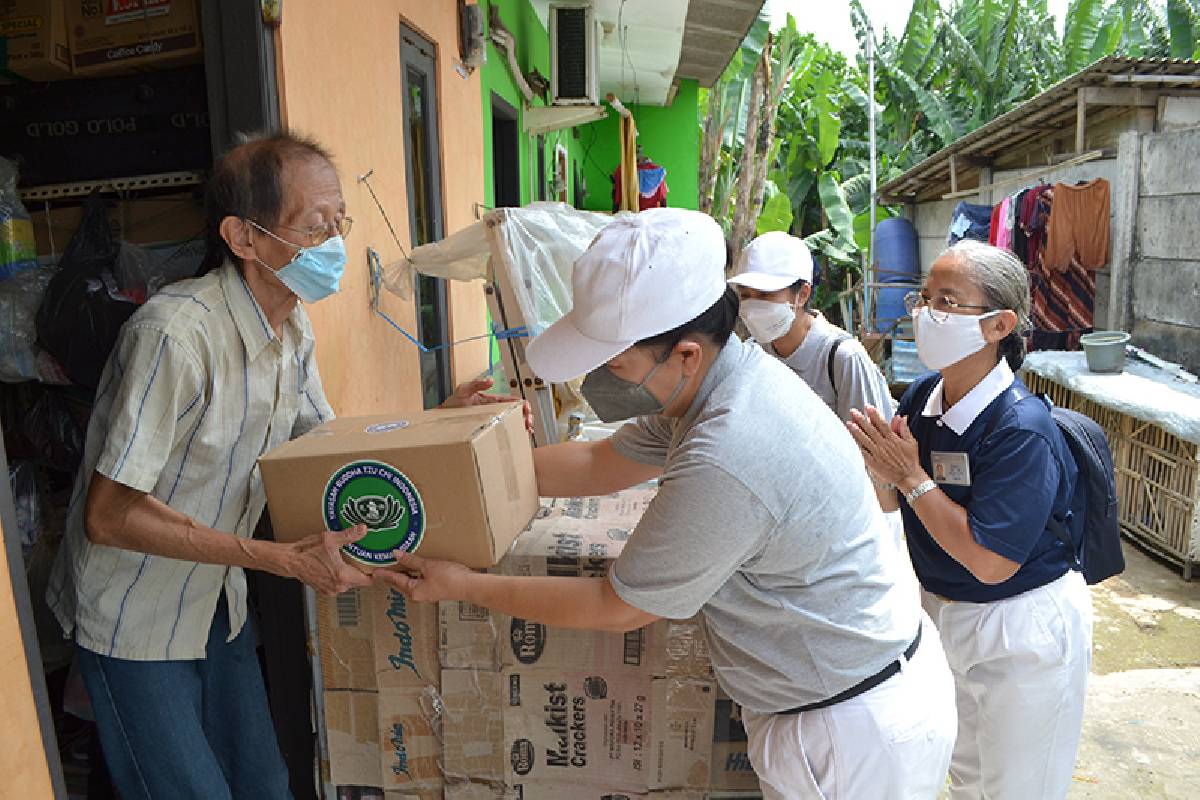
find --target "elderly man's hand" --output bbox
[284,526,373,595]
[440,377,535,435]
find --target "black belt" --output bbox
[780,626,923,716]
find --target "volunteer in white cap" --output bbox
[376,208,956,800]
[731,231,902,537]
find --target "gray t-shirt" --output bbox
[768,314,895,423]
[609,337,917,713]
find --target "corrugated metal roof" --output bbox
[880,56,1200,203]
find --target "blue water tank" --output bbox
[874,217,919,283]
[873,217,920,333]
[874,285,913,334]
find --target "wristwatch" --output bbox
[904,479,938,506]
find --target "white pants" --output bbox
[743,613,956,799]
[923,570,1093,800]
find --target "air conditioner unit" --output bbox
[549,2,598,106]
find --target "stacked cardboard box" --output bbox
[322,487,763,799]
[709,690,760,797]
[0,0,71,80]
[66,0,203,76]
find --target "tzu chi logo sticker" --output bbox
[324,460,425,565]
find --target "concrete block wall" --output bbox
[1128,127,1200,373]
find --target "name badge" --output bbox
[931,451,971,486]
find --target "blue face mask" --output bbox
[247,220,346,303]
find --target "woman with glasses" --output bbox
[845,240,1093,800]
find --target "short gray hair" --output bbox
[944,241,1030,371]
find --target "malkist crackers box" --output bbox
[259,403,538,569]
[1,0,72,81]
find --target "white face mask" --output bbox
[739,298,796,343]
[913,306,1002,370]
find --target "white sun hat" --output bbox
[525,208,727,383]
[728,230,813,292]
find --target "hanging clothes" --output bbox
[613,112,640,213]
[994,196,1014,251]
[613,157,668,212]
[948,201,993,245]
[1043,179,1110,271]
[1023,184,1094,351]
[1011,188,1032,265]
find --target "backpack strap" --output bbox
[979,385,1082,567]
[826,336,849,391]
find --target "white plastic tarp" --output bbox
[1022,351,1200,445]
[382,201,611,338]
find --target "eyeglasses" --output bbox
[276,216,353,247]
[904,290,993,324]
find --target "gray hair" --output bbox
[944,241,1030,371]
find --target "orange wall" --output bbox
[0,519,54,800]
[277,2,489,416]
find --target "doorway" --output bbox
[491,93,520,208]
[400,23,452,409]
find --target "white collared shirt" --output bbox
[48,262,334,660]
[921,360,1015,435]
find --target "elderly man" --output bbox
[48,131,509,799]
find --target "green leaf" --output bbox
[757,189,794,236]
[1062,0,1105,73]
[840,173,873,215]
[1168,0,1196,59]
[814,81,842,167]
[819,173,856,245]
[803,229,856,264]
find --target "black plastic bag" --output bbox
[24,389,86,475]
[36,191,139,389]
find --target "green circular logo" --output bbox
[324,460,424,565]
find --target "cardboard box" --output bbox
[498,788,706,800]
[709,690,758,795]
[443,784,518,800]
[502,667,653,792]
[318,587,440,692]
[440,602,709,680]
[649,679,714,791]
[378,688,443,793]
[26,192,205,256]
[1,0,71,80]
[66,0,202,76]
[317,589,376,691]
[439,489,710,681]
[260,404,538,569]
[325,689,383,788]
[441,669,507,783]
[494,667,715,794]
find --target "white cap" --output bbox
[526,208,727,383]
[727,231,813,292]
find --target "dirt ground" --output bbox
[1070,543,1200,799]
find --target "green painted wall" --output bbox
[478,0,585,209]
[479,2,698,214]
[576,79,701,213]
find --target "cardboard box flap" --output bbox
[472,405,539,563]
[260,404,525,463]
